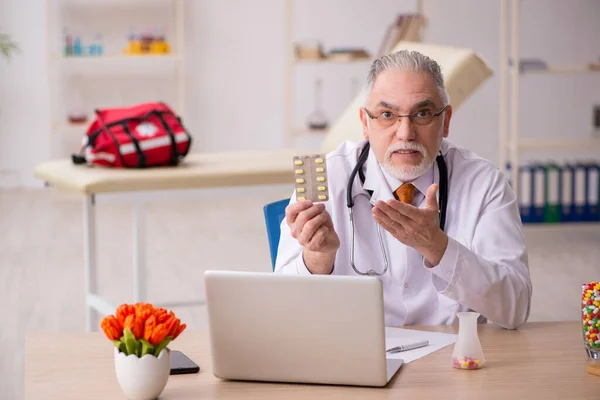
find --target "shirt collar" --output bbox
[362,147,436,205]
[383,164,435,201]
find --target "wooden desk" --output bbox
[34,150,301,331]
[25,322,599,399]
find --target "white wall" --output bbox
[423,0,600,165]
[0,0,51,188]
[1,0,599,188]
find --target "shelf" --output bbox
[520,64,600,75]
[59,0,175,7]
[516,137,600,151]
[292,127,330,136]
[53,53,182,64]
[46,0,186,159]
[294,56,371,64]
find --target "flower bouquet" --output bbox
[100,303,187,400]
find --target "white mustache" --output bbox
[386,142,427,157]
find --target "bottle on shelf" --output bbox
[306,78,329,131]
[125,27,141,55]
[67,89,88,125]
[140,27,153,53]
[150,26,169,54]
[63,28,73,56]
[72,36,82,56]
[92,34,104,57]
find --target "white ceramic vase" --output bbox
[114,347,171,400]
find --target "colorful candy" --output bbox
[451,356,482,370]
[582,282,600,350]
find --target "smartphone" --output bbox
[170,350,200,375]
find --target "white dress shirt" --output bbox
[274,139,532,329]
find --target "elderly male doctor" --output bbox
[275,50,532,330]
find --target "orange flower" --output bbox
[116,304,135,327]
[143,315,157,342]
[153,307,169,323]
[173,323,186,339]
[164,316,180,338]
[134,302,154,322]
[102,303,186,354]
[148,323,170,345]
[100,315,123,340]
[124,314,144,339]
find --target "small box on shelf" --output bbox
[325,48,370,62]
[294,41,325,61]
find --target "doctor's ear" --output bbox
[359,108,370,139]
[443,105,452,138]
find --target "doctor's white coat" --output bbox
[274,139,532,329]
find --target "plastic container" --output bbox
[451,311,485,370]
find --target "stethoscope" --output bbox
[346,142,449,276]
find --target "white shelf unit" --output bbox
[498,0,600,196]
[46,0,186,158]
[282,0,426,148]
[52,53,183,64]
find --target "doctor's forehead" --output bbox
[367,69,442,108]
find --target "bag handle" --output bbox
[152,109,180,165]
[95,109,129,167]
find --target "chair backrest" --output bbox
[263,198,290,270]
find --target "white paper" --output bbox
[384,327,457,363]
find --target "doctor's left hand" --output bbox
[372,184,449,266]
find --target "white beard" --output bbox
[382,142,432,181]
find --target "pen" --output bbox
[386,340,429,353]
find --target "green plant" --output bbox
[0,33,19,60]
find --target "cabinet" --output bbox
[498,0,600,197]
[45,0,186,158]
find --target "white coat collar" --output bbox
[362,145,395,204]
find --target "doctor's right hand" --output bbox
[285,200,339,274]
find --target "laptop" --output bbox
[204,270,403,387]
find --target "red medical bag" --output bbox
[72,102,192,168]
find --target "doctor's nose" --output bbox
[394,117,416,141]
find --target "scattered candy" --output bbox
[582,282,600,350]
[452,356,482,370]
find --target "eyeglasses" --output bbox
[364,105,448,129]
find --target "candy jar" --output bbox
[582,281,600,360]
[451,311,485,370]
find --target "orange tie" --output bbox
[395,183,415,205]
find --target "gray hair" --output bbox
[365,50,450,106]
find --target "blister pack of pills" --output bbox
[293,154,329,202]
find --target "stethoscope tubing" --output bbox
[345,142,448,276]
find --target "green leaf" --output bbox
[122,328,140,356]
[112,339,127,353]
[140,339,155,357]
[0,34,19,60]
[153,336,173,357]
